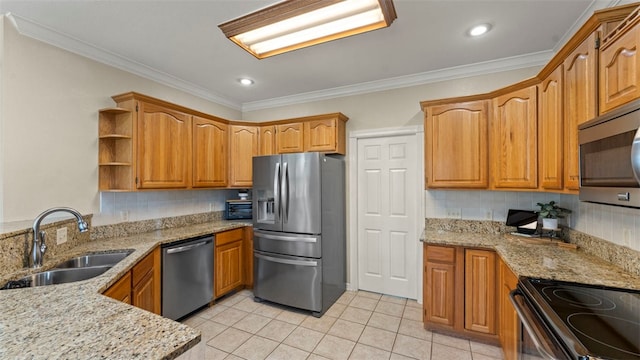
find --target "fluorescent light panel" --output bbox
[219,0,397,59]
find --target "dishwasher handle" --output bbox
[165,240,212,254]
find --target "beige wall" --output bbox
[0,20,241,222]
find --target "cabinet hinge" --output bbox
[595,37,600,49]
[135,104,139,112]
[135,177,138,185]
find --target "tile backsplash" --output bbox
[94,189,241,226]
[425,190,640,251]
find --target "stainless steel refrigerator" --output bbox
[252,152,345,317]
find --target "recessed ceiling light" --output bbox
[239,78,254,86]
[469,24,491,37]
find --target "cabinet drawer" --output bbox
[426,245,455,263]
[132,251,154,286]
[216,228,244,247]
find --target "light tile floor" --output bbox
[177,290,504,360]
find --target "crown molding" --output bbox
[553,0,625,53]
[6,13,242,111]
[241,50,552,112]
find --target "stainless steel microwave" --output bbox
[578,100,640,208]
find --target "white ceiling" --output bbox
[0,0,617,111]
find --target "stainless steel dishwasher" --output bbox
[161,235,214,320]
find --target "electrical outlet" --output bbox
[56,227,68,245]
[484,210,493,220]
[623,228,631,247]
[120,210,129,222]
[446,208,461,219]
[209,203,214,212]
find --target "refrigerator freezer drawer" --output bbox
[253,250,322,313]
[253,229,321,258]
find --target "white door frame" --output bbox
[347,125,424,301]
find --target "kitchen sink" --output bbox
[0,249,135,290]
[3,266,113,288]
[53,250,134,269]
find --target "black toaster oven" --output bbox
[225,200,252,220]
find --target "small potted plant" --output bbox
[536,201,571,229]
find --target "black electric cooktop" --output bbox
[522,278,640,360]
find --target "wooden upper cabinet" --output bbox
[229,125,259,187]
[491,86,538,189]
[600,10,640,114]
[137,102,190,189]
[259,125,276,156]
[424,100,488,189]
[192,116,227,188]
[538,66,564,190]
[276,123,304,153]
[303,115,347,155]
[564,31,598,191]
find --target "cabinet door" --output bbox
[229,125,259,187]
[131,247,161,315]
[192,116,228,187]
[424,101,488,188]
[132,271,156,313]
[564,31,598,191]
[499,258,520,360]
[600,18,640,113]
[491,86,538,189]
[424,245,457,327]
[464,249,497,335]
[103,271,132,304]
[425,261,456,326]
[276,123,303,153]
[243,227,254,288]
[137,102,190,189]
[215,240,243,298]
[538,66,564,190]
[259,125,276,156]
[304,118,338,153]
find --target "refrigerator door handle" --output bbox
[255,252,318,267]
[254,230,319,243]
[274,162,280,222]
[282,161,289,224]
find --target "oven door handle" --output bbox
[510,289,563,360]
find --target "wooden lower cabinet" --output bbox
[215,228,245,298]
[243,227,254,289]
[499,257,520,360]
[424,245,458,327]
[423,244,498,343]
[464,249,497,334]
[103,271,132,304]
[103,247,161,315]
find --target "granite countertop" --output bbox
[421,229,640,291]
[0,220,251,360]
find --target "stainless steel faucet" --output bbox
[31,207,89,268]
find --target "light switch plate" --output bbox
[56,227,68,245]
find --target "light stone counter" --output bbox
[421,227,640,291]
[0,220,250,360]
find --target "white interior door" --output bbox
[357,134,417,298]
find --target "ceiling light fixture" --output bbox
[219,0,397,59]
[468,24,491,37]
[239,78,255,86]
